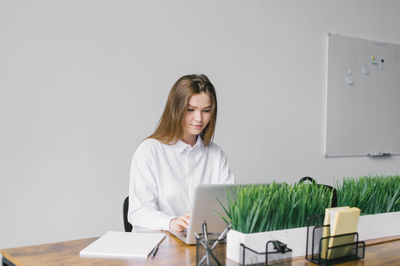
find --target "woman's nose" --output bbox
[194,110,202,122]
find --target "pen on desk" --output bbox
[150,245,159,259]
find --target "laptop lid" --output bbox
[172,184,239,245]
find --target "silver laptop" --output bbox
[171,184,239,245]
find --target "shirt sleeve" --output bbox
[128,141,176,231]
[219,150,235,184]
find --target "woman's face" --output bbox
[182,92,212,141]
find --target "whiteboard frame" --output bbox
[325,33,400,158]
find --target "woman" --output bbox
[128,74,235,232]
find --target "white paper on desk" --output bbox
[80,231,166,258]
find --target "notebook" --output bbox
[80,231,166,258]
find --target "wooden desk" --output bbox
[2,234,400,265]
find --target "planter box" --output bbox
[358,211,400,240]
[226,211,400,263]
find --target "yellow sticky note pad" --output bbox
[327,207,360,259]
[321,207,350,259]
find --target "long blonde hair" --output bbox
[148,74,217,146]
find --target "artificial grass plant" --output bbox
[218,182,333,234]
[336,175,400,215]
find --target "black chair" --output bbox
[123,196,133,232]
[298,176,338,207]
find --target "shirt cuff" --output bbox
[156,213,176,231]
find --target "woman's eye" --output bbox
[187,108,194,112]
[203,109,211,113]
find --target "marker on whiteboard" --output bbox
[367,152,391,157]
[362,64,369,75]
[345,70,354,86]
[379,58,384,70]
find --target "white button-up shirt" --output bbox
[128,137,235,231]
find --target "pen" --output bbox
[194,232,201,240]
[202,219,208,241]
[211,223,231,249]
[201,220,209,265]
[150,245,159,259]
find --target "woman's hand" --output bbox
[169,213,191,232]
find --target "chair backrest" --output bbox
[298,176,338,207]
[123,196,133,232]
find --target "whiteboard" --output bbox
[325,34,400,157]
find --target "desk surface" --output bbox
[2,234,400,266]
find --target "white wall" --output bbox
[1,0,400,249]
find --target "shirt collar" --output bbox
[173,136,204,154]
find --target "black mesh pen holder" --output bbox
[240,240,292,265]
[196,233,226,266]
[305,214,365,266]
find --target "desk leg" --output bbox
[2,257,15,266]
